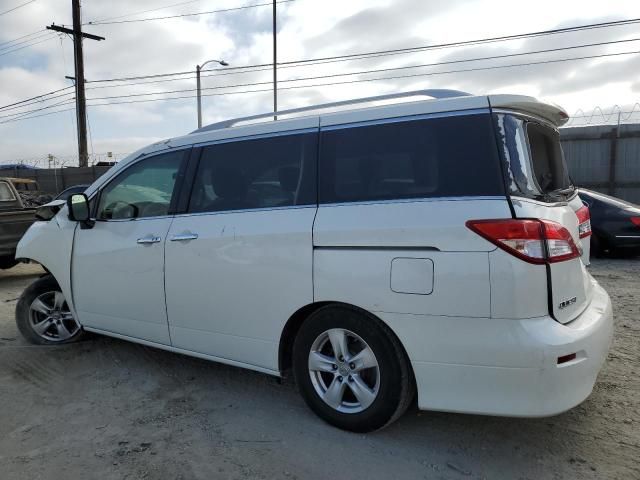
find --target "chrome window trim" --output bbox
[172,196,507,218]
[169,196,507,218]
[510,195,570,207]
[491,108,559,132]
[192,126,318,149]
[320,108,490,131]
[318,196,507,208]
[173,204,317,219]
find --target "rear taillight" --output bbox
[631,217,640,227]
[466,219,581,264]
[576,205,591,238]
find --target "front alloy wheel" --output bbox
[16,275,84,345]
[28,291,80,342]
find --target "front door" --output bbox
[164,129,318,371]
[72,149,188,345]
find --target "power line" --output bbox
[89,0,204,24]
[0,86,74,111]
[0,0,36,17]
[4,47,640,124]
[0,106,76,125]
[85,0,295,25]
[280,17,640,68]
[89,48,640,104]
[0,30,50,52]
[78,48,640,108]
[0,29,45,49]
[82,15,640,86]
[80,38,640,102]
[5,37,640,124]
[0,34,57,57]
[0,98,76,122]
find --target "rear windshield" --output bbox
[0,181,16,201]
[494,113,573,202]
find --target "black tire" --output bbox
[16,275,84,345]
[590,233,603,257]
[0,256,18,270]
[293,305,414,432]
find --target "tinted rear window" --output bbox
[527,123,571,192]
[319,113,504,204]
[495,113,573,201]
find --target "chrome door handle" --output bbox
[170,233,198,242]
[137,236,161,244]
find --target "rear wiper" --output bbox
[554,186,576,196]
[547,186,576,199]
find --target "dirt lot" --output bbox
[0,260,638,480]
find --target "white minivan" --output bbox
[15,90,613,432]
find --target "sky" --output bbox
[1,0,640,166]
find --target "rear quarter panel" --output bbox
[313,198,511,324]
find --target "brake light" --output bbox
[631,217,640,227]
[576,205,591,238]
[466,219,581,264]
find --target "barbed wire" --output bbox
[0,152,129,169]
[567,103,640,126]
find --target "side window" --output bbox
[188,132,317,213]
[319,114,504,204]
[96,150,185,220]
[0,181,16,201]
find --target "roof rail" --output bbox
[191,89,471,134]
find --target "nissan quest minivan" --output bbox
[15,90,613,432]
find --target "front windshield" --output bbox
[494,113,573,201]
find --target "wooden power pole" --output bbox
[47,0,104,167]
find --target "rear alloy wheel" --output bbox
[293,305,414,432]
[308,328,380,414]
[16,275,84,345]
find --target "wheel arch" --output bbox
[15,216,78,320]
[278,301,416,385]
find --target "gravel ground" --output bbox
[0,260,638,480]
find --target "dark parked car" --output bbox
[578,188,640,256]
[55,184,89,201]
[0,178,37,269]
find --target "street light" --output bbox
[196,59,229,128]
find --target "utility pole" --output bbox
[273,0,277,120]
[47,0,104,167]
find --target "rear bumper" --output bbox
[407,279,613,416]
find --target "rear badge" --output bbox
[558,297,577,309]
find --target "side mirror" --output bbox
[67,193,93,227]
